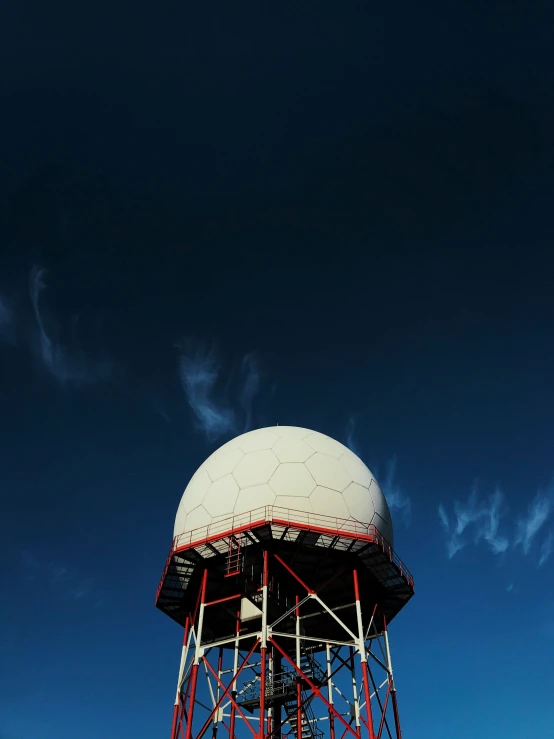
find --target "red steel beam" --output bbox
[270,637,359,739]
[273,553,314,594]
[201,645,259,739]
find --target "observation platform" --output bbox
[156,505,414,645]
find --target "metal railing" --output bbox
[174,505,376,548]
[157,505,414,599]
[240,670,298,703]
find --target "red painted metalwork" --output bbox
[295,595,302,739]
[170,704,179,739]
[170,615,191,739]
[260,551,269,739]
[384,613,403,739]
[202,646,260,739]
[353,570,375,739]
[229,609,241,739]
[183,570,208,739]
[375,684,391,739]
[295,681,302,739]
[204,593,242,607]
[165,505,414,590]
[391,691,402,739]
[184,663,199,739]
[361,663,375,739]
[226,535,243,577]
[329,710,336,739]
[270,638,359,739]
[160,507,412,739]
[273,553,314,594]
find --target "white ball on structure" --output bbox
[174,426,393,547]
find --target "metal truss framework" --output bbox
[169,552,403,739]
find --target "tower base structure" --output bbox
[156,506,414,739]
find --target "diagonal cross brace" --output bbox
[270,637,360,739]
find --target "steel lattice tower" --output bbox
[156,427,414,739]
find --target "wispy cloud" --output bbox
[178,346,236,441]
[438,485,509,559]
[239,353,261,432]
[344,414,359,456]
[342,418,411,526]
[539,531,553,568]
[438,504,465,558]
[178,343,262,442]
[480,488,510,554]
[514,490,551,556]
[383,456,412,526]
[20,550,106,605]
[439,484,554,572]
[29,266,114,385]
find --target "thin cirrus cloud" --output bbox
[178,343,261,443]
[21,550,106,607]
[344,415,412,525]
[344,414,359,457]
[383,456,412,526]
[439,484,552,567]
[539,531,553,568]
[29,266,114,386]
[438,486,509,559]
[514,490,551,557]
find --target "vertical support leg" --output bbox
[295,595,302,739]
[212,647,224,738]
[267,647,274,737]
[260,550,269,739]
[273,650,282,739]
[229,610,241,739]
[391,692,402,739]
[296,682,302,739]
[326,642,336,739]
[384,617,402,739]
[353,571,375,739]
[260,649,267,739]
[185,569,208,739]
[170,615,191,739]
[349,646,361,737]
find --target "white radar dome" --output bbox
[174,426,393,546]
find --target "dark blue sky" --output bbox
[1,1,554,737]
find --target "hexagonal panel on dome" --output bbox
[174,505,187,538]
[309,486,350,520]
[304,432,348,459]
[233,450,280,487]
[181,469,212,513]
[305,453,351,492]
[171,426,395,545]
[343,482,375,522]
[184,505,212,532]
[203,474,240,517]
[373,485,392,519]
[204,446,244,482]
[273,437,315,463]
[269,463,316,497]
[339,453,373,488]
[274,495,314,514]
[271,426,312,439]
[234,484,275,515]
[372,511,393,544]
[238,429,279,453]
